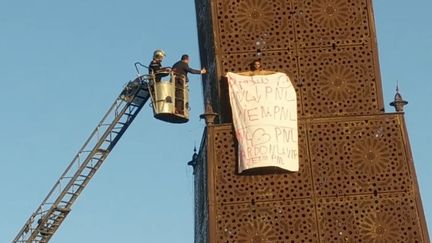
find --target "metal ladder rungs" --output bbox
[91,156,103,161]
[39,229,53,236]
[12,80,150,243]
[74,178,86,182]
[87,161,100,167]
[60,201,71,205]
[66,191,78,196]
[49,216,66,224]
[135,93,147,100]
[112,126,124,131]
[56,207,70,214]
[47,216,59,222]
[96,148,108,154]
[128,103,140,108]
[49,222,61,228]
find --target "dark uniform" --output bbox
[149,59,162,74]
[171,60,202,114]
[149,59,169,81]
[172,60,202,79]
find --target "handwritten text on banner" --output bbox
[227,72,299,172]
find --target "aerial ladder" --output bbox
[12,65,190,243]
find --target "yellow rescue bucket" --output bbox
[149,72,189,123]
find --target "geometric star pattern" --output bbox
[193,0,430,242]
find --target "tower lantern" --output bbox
[390,85,409,112]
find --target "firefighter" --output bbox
[148,49,170,81]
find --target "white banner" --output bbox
[227,72,299,173]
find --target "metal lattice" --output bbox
[213,123,313,204]
[215,0,370,51]
[196,0,384,120]
[216,199,318,242]
[308,115,412,197]
[201,117,427,242]
[317,192,423,242]
[193,0,429,242]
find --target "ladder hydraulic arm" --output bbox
[13,76,151,243]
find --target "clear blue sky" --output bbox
[0,1,430,242]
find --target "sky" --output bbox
[0,1,430,242]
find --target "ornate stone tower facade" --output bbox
[192,0,430,242]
